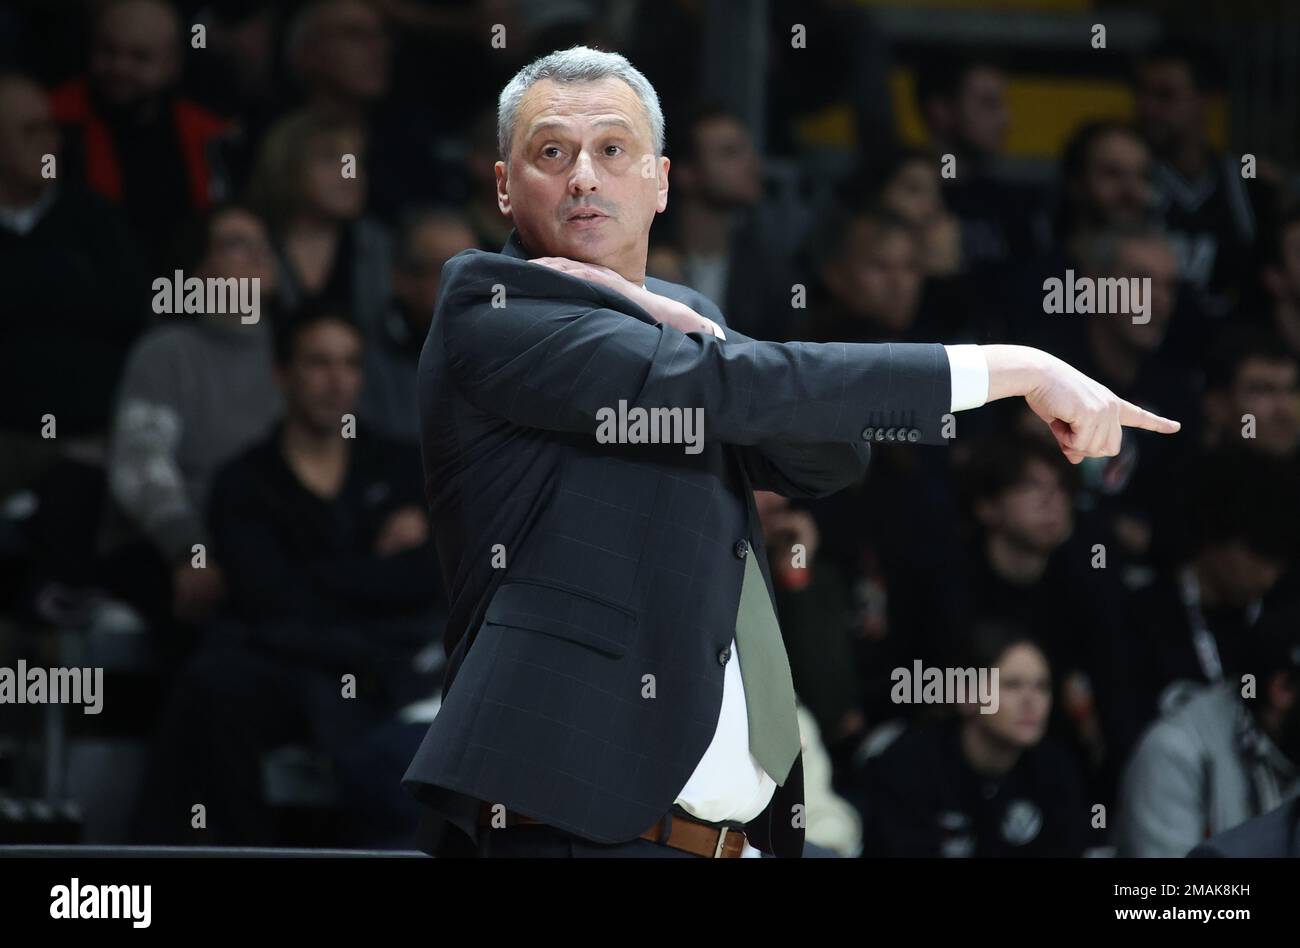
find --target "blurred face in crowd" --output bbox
[0,77,60,198]
[1225,357,1300,457]
[970,643,1052,749]
[978,457,1073,554]
[279,318,364,435]
[497,77,669,282]
[1092,236,1177,351]
[684,115,762,207]
[880,157,944,226]
[300,127,367,221]
[1264,221,1300,303]
[823,219,923,334]
[197,208,277,292]
[1078,130,1151,228]
[393,215,477,320]
[930,65,1010,158]
[1135,60,1206,154]
[90,0,181,111]
[293,0,391,105]
[1204,540,1284,607]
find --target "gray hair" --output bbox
[497,46,664,161]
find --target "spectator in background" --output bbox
[1120,451,1299,742]
[244,107,392,334]
[943,435,1125,784]
[802,206,924,344]
[666,105,797,340]
[1133,41,1272,319]
[1118,606,1300,857]
[100,204,281,645]
[990,121,1154,346]
[1259,206,1300,364]
[1201,327,1299,460]
[133,307,442,847]
[359,207,475,443]
[0,73,146,500]
[862,147,963,278]
[861,624,1090,857]
[50,0,230,266]
[1024,227,1198,575]
[914,55,1047,271]
[285,0,392,121]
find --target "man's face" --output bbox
[973,643,1052,748]
[1209,540,1284,606]
[0,79,60,193]
[688,116,761,207]
[1231,358,1300,456]
[981,458,1073,554]
[280,320,364,434]
[955,66,1010,157]
[1095,236,1177,351]
[1081,131,1151,228]
[393,218,477,320]
[880,158,943,226]
[299,0,391,103]
[824,221,922,333]
[90,0,181,110]
[495,77,668,279]
[198,208,277,291]
[1136,61,1204,154]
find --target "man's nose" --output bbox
[569,151,599,193]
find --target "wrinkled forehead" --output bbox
[515,77,652,147]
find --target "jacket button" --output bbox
[734,539,749,559]
[718,647,732,665]
[860,426,874,441]
[874,429,886,442]
[885,427,897,441]
[907,429,920,443]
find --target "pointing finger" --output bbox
[1118,400,1180,434]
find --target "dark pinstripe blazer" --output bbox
[401,231,953,857]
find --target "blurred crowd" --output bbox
[0,0,1298,857]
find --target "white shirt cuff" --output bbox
[945,344,989,412]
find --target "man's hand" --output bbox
[172,560,226,623]
[529,256,726,340]
[374,505,430,557]
[984,344,1180,463]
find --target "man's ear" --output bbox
[495,160,512,218]
[1268,669,1297,713]
[656,155,670,214]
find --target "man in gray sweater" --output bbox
[101,204,282,635]
[1117,608,1300,856]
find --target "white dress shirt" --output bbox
[673,344,991,832]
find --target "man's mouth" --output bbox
[566,209,608,221]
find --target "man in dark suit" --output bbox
[401,46,1180,858]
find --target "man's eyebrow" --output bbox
[525,117,636,140]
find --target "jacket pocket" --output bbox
[483,579,637,658]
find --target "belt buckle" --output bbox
[712,826,729,858]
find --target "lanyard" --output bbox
[1178,567,1263,683]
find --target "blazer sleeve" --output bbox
[439,252,953,447]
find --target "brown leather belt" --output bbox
[477,802,747,858]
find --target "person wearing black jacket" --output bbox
[131,308,444,847]
[862,624,1091,857]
